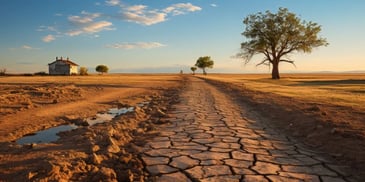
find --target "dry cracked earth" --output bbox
[140,77,354,182]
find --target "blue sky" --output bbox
[1,0,365,73]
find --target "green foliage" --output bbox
[190,66,197,75]
[238,7,328,79]
[95,65,109,74]
[195,56,214,75]
[79,67,88,75]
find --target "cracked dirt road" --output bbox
[140,76,353,182]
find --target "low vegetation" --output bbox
[79,67,88,75]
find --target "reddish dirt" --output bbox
[0,75,184,181]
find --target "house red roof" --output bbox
[49,58,79,66]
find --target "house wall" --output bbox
[49,61,78,75]
[70,65,78,75]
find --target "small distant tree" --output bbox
[195,56,214,75]
[0,68,6,76]
[79,67,88,75]
[95,65,109,75]
[190,67,197,75]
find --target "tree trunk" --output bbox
[271,62,280,79]
[203,68,207,75]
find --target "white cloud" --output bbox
[120,3,201,25]
[106,42,166,49]
[122,11,167,26]
[211,4,218,7]
[37,25,58,33]
[106,0,120,6]
[22,45,33,50]
[127,5,147,13]
[68,11,101,24]
[83,21,113,33]
[66,11,113,36]
[164,3,202,15]
[66,30,83,36]
[21,45,40,50]
[42,34,55,42]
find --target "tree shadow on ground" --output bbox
[293,79,365,86]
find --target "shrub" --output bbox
[79,67,88,75]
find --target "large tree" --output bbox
[238,8,328,79]
[195,56,214,75]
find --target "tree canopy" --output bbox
[95,65,109,74]
[195,56,214,75]
[190,66,197,75]
[238,7,328,79]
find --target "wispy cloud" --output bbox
[9,45,41,50]
[22,45,39,50]
[42,34,56,42]
[119,2,202,25]
[106,42,166,49]
[210,4,218,7]
[106,0,120,6]
[122,10,167,26]
[66,11,113,36]
[39,1,201,42]
[37,25,59,33]
[164,3,202,16]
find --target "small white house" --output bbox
[48,57,79,75]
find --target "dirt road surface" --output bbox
[141,77,357,181]
[0,75,363,181]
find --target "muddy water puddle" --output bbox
[16,124,78,145]
[16,105,141,145]
[86,107,134,126]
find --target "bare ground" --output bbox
[0,75,184,181]
[0,74,364,181]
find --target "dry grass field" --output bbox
[199,73,365,179]
[203,73,365,110]
[201,73,365,139]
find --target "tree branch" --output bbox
[280,59,297,68]
[256,59,271,67]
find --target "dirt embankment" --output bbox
[0,75,185,181]
[203,78,365,179]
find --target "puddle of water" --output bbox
[16,103,145,145]
[86,107,134,126]
[16,124,78,145]
[108,107,134,115]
